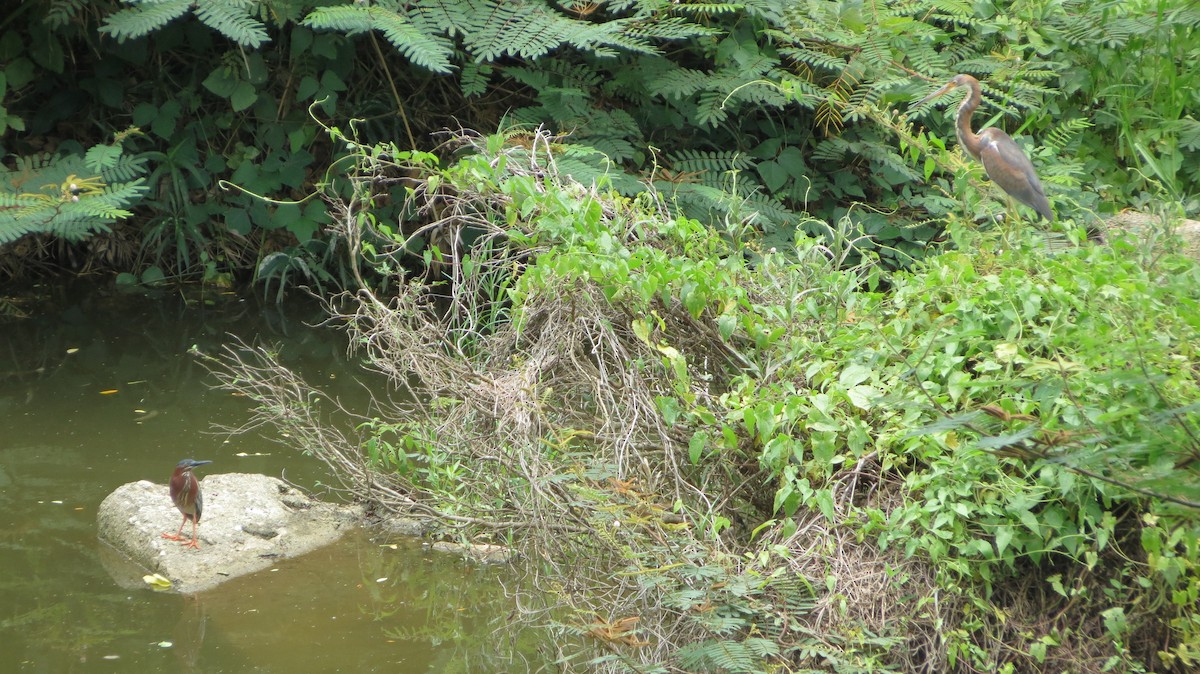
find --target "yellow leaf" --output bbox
[143,574,172,590]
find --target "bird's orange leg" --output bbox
[162,516,187,541]
[181,520,202,550]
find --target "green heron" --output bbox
[162,459,212,550]
[915,74,1054,222]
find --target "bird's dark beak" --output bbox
[915,82,957,108]
[189,460,213,467]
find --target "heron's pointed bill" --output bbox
[178,459,213,468]
[915,81,959,108]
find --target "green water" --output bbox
[0,285,544,673]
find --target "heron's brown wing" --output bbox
[176,475,200,520]
[978,129,1053,221]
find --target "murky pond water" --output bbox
[0,284,544,672]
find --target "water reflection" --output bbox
[160,532,537,673]
[0,284,546,672]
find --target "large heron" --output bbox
[916,74,1054,221]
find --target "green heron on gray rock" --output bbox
[162,459,211,550]
[915,74,1054,222]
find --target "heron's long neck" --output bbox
[955,89,985,160]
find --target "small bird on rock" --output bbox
[161,459,212,550]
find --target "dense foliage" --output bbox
[203,126,1200,672]
[5,2,1199,671]
[1,0,1196,283]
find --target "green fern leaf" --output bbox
[304,4,454,73]
[461,2,569,61]
[0,148,147,245]
[1043,117,1093,154]
[85,144,123,172]
[99,0,192,42]
[625,15,719,42]
[302,5,373,34]
[369,7,455,73]
[103,155,151,182]
[695,90,731,127]
[646,65,713,100]
[460,62,492,98]
[195,0,270,47]
[668,150,755,176]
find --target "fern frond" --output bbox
[45,0,88,30]
[478,2,587,61]
[813,137,851,163]
[47,217,114,242]
[195,0,270,47]
[861,35,890,69]
[744,636,781,658]
[0,149,147,245]
[99,0,192,43]
[1043,117,1094,154]
[0,219,42,245]
[85,144,124,172]
[302,5,374,34]
[99,179,149,208]
[667,150,754,176]
[460,62,491,98]
[624,15,719,42]
[928,0,975,19]
[668,3,744,17]
[370,7,455,74]
[1058,13,1104,46]
[572,109,641,163]
[646,65,713,100]
[555,154,643,194]
[858,143,921,183]
[409,0,471,39]
[907,43,949,75]
[781,46,848,74]
[775,72,822,109]
[675,638,756,672]
[305,4,454,73]
[0,193,47,209]
[925,0,981,28]
[737,192,796,230]
[103,155,151,182]
[509,60,604,92]
[694,90,731,127]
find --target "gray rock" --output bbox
[1105,211,1200,260]
[97,473,363,593]
[377,514,427,537]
